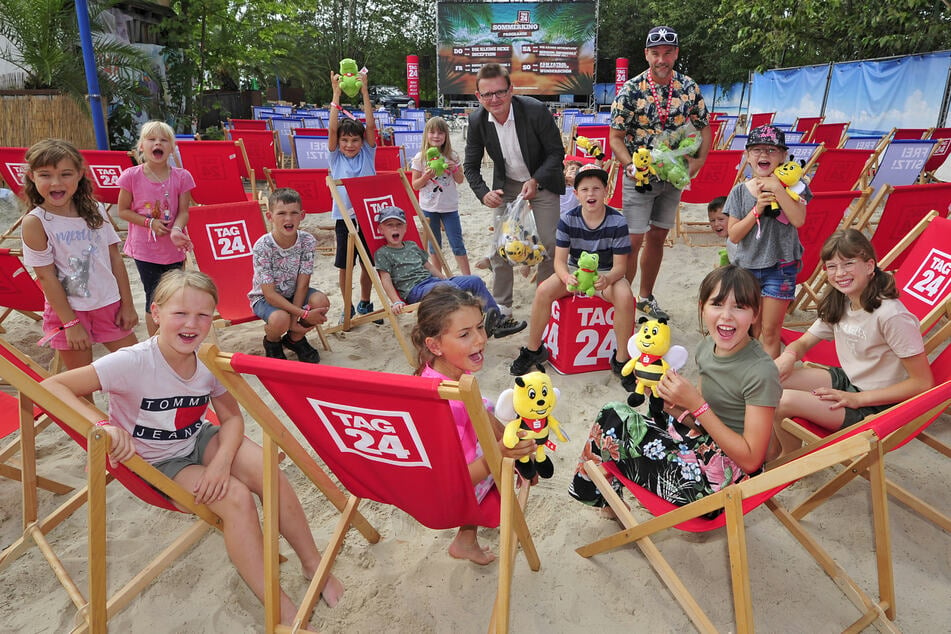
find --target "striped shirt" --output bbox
[556,205,630,270]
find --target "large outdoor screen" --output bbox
[437,1,597,96]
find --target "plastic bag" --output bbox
[492,195,548,267]
[650,123,702,190]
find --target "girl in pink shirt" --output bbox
[118,121,196,334]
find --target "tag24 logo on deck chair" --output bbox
[904,248,951,305]
[89,165,123,189]
[205,220,251,260]
[308,398,431,467]
[361,195,396,241]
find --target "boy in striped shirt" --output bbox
[509,165,636,391]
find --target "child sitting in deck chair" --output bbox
[41,269,344,625]
[412,285,536,563]
[374,206,526,338]
[249,187,330,362]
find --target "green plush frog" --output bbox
[567,251,599,297]
[339,59,362,98]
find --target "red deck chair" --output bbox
[793,115,824,135]
[805,121,849,148]
[229,118,269,130]
[263,167,333,216]
[924,127,951,177]
[891,127,932,140]
[374,145,405,171]
[292,127,329,137]
[0,248,45,331]
[607,161,624,209]
[77,149,136,206]
[201,344,537,634]
[869,182,951,267]
[176,140,256,204]
[747,111,774,130]
[323,171,449,365]
[227,129,279,181]
[675,149,744,245]
[573,387,930,632]
[0,146,28,196]
[783,211,951,365]
[571,124,613,161]
[705,119,724,150]
[0,339,227,631]
[806,147,877,193]
[785,189,870,315]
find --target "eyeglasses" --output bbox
[748,147,781,156]
[478,88,510,101]
[824,260,859,274]
[647,30,678,45]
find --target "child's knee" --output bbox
[307,290,330,310]
[267,310,292,331]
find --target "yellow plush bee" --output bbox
[498,371,567,480]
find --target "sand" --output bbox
[1,134,950,633]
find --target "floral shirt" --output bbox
[611,70,709,154]
[247,231,316,307]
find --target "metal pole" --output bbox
[75,0,109,149]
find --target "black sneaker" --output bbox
[281,333,320,364]
[636,295,670,321]
[357,299,384,325]
[263,337,286,360]
[484,306,501,338]
[510,345,548,375]
[493,315,528,339]
[610,352,638,392]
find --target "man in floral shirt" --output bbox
[610,25,711,321]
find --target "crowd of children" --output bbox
[11,83,940,626]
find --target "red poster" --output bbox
[406,55,419,104]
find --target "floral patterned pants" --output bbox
[568,402,753,509]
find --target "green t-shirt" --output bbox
[374,242,434,299]
[695,337,781,434]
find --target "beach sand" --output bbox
[1,135,949,632]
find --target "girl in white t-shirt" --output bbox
[41,270,344,625]
[770,229,934,458]
[21,139,139,369]
[410,116,470,274]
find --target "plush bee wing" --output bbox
[664,345,689,372]
[495,388,516,422]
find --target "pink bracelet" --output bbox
[691,402,710,418]
[38,318,81,346]
[95,420,110,427]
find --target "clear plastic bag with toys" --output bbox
[493,195,548,267]
[650,122,703,190]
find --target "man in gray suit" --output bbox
[464,63,565,326]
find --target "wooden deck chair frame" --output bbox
[575,425,903,633]
[674,149,745,246]
[806,146,879,193]
[924,127,951,179]
[227,129,280,182]
[322,171,450,366]
[199,344,537,634]
[0,389,72,494]
[0,339,226,632]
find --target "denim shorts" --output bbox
[252,287,320,322]
[746,259,800,301]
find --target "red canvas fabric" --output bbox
[267,168,333,214]
[679,150,743,204]
[176,140,252,205]
[78,150,135,205]
[228,352,500,529]
[807,148,874,192]
[870,183,951,267]
[374,146,404,171]
[0,249,45,312]
[0,146,28,195]
[340,173,425,255]
[227,130,278,179]
[186,200,264,323]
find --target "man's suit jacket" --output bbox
[464,95,566,203]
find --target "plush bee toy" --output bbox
[498,371,567,480]
[622,317,688,417]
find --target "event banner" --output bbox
[437,1,597,96]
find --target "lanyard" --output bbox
[646,72,671,128]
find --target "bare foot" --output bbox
[320,573,345,608]
[448,540,497,565]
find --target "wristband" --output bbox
[171,225,184,233]
[751,206,760,219]
[751,206,763,239]
[676,409,692,424]
[95,420,110,428]
[38,318,80,346]
[331,102,341,110]
[691,402,710,419]
[392,300,405,308]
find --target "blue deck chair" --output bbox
[594,111,611,124]
[374,111,392,127]
[574,113,596,126]
[783,130,805,144]
[252,106,274,119]
[868,138,938,195]
[271,104,293,116]
[718,115,739,149]
[298,117,324,128]
[560,111,577,136]
[292,135,331,169]
[395,117,420,130]
[393,130,423,167]
[843,135,887,151]
[269,117,303,166]
[403,109,426,129]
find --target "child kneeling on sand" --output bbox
[42,270,343,625]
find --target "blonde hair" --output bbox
[420,117,457,162]
[24,139,102,229]
[152,269,218,307]
[136,120,176,161]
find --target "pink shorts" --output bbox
[42,301,133,350]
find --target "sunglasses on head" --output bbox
[647,31,678,45]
